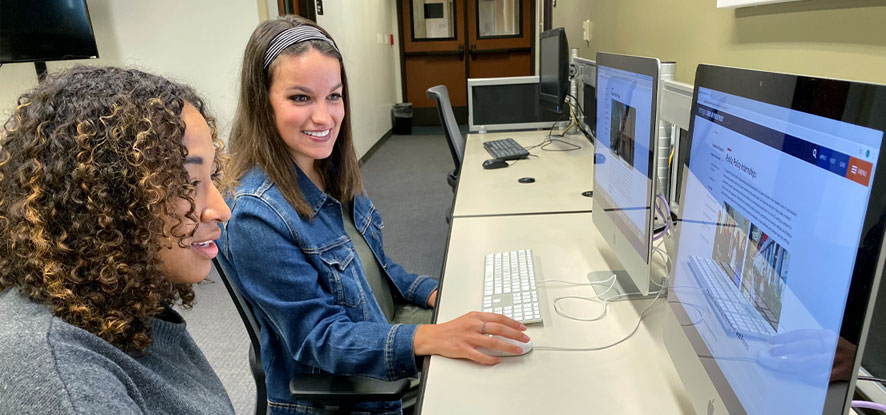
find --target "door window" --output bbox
[477,0,520,38]
[412,0,457,40]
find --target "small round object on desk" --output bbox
[518,177,535,184]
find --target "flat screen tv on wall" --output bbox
[0,0,99,64]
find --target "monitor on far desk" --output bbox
[665,63,886,414]
[468,76,568,133]
[591,51,664,299]
[539,27,569,114]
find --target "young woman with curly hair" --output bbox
[0,66,234,414]
[219,16,529,414]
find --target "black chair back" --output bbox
[212,256,409,413]
[212,257,268,415]
[426,85,465,169]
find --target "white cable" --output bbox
[533,282,667,352]
[550,275,620,322]
[536,273,617,287]
[539,274,617,321]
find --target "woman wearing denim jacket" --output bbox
[219,16,531,414]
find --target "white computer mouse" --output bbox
[477,335,533,357]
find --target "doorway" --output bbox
[398,0,535,125]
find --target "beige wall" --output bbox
[0,0,402,158]
[553,0,886,85]
[317,0,401,158]
[0,0,260,139]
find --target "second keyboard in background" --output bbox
[482,249,542,324]
[482,138,530,161]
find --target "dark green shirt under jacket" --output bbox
[342,206,433,326]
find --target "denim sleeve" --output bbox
[382,257,438,307]
[225,196,421,380]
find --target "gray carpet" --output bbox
[360,127,454,278]
[177,126,455,414]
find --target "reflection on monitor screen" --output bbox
[666,65,886,414]
[592,52,661,298]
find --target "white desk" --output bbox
[452,130,595,217]
[418,213,692,414]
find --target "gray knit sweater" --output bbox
[0,289,235,415]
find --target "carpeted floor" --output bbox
[177,126,455,414]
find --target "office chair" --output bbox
[211,258,410,415]
[426,85,465,192]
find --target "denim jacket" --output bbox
[216,165,438,415]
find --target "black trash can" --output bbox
[391,102,413,135]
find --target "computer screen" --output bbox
[0,0,99,64]
[538,28,568,112]
[665,64,886,414]
[468,76,567,132]
[592,52,661,297]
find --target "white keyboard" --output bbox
[481,249,542,324]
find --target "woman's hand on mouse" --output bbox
[413,311,528,365]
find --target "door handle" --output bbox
[458,44,465,61]
[470,44,477,60]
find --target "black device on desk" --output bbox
[483,138,529,161]
[481,158,509,169]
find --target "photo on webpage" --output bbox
[712,202,751,287]
[609,99,636,167]
[741,223,791,331]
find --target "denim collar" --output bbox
[292,162,337,216]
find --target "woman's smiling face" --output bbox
[268,48,344,174]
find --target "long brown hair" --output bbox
[0,66,222,355]
[226,15,362,218]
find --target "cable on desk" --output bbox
[524,99,583,153]
[540,137,581,152]
[532,282,666,352]
[539,274,619,322]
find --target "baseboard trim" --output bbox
[359,129,393,166]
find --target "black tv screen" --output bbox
[0,0,99,64]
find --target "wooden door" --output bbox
[399,0,534,125]
[466,0,532,79]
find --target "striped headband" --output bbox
[263,26,339,69]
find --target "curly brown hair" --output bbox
[0,66,222,355]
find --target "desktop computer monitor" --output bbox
[467,76,568,132]
[592,52,662,298]
[665,64,886,414]
[539,27,568,113]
